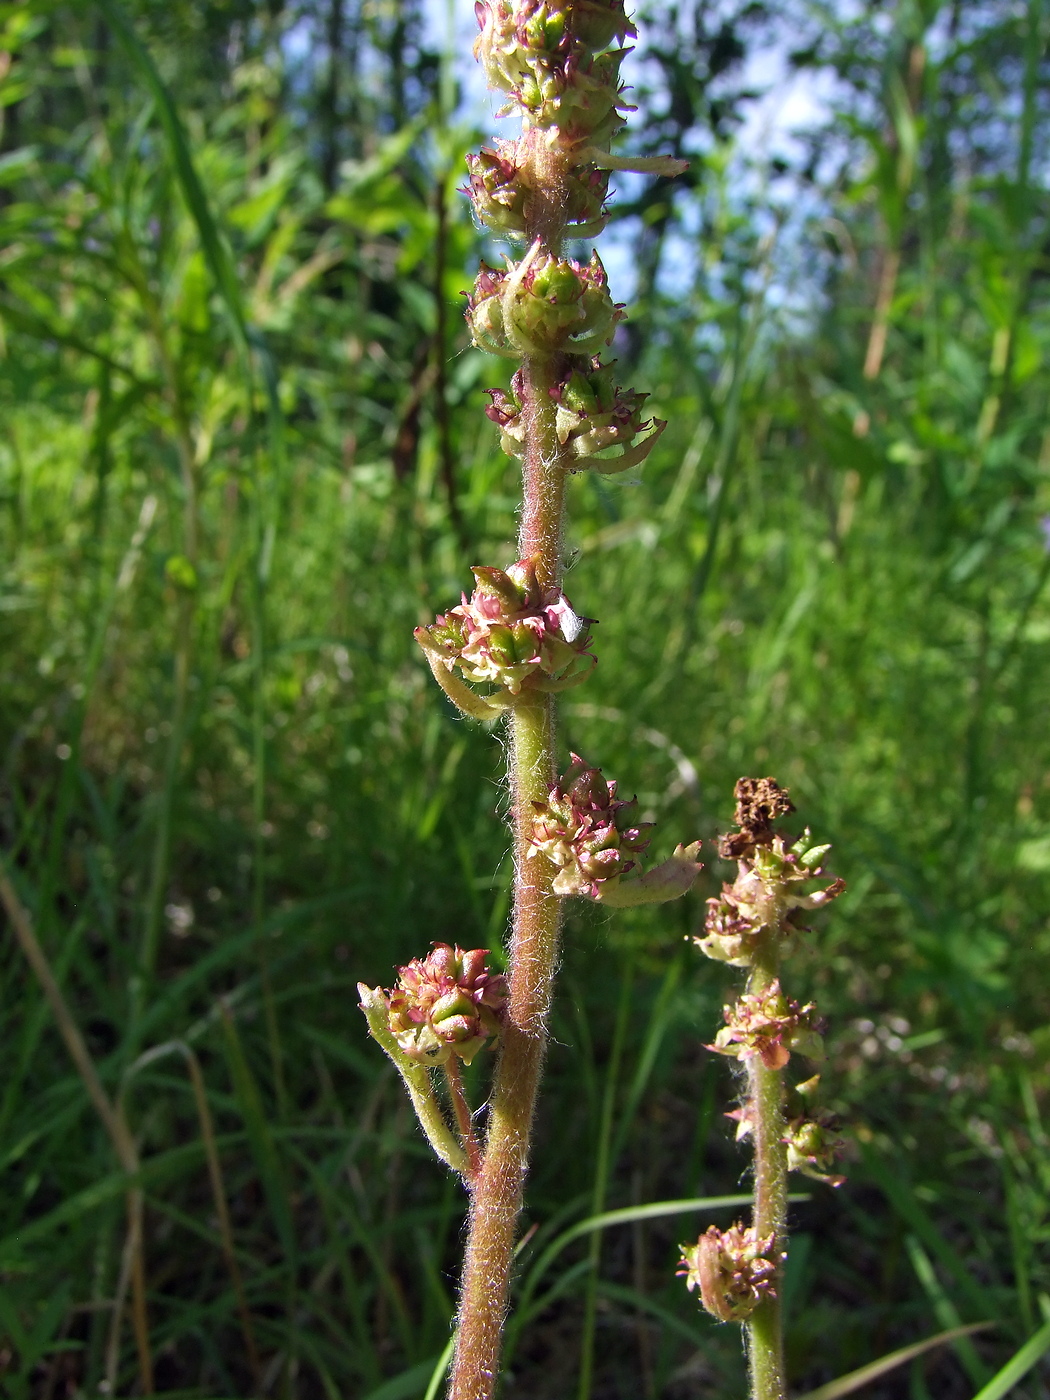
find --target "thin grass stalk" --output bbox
[131,261,200,1040]
[0,866,155,1393]
[249,477,289,1120]
[577,966,632,1400]
[121,1040,264,1388]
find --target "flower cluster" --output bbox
[728,1075,847,1187]
[695,778,845,966]
[528,755,702,905]
[465,141,609,239]
[678,1223,781,1323]
[415,558,595,708]
[363,944,508,1068]
[529,753,650,896]
[782,1076,846,1185]
[485,358,666,474]
[474,0,636,151]
[466,250,622,359]
[708,981,825,1071]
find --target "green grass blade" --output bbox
[595,1279,711,1350]
[861,1144,992,1320]
[92,0,248,352]
[794,1324,993,1400]
[906,1234,989,1386]
[360,1355,444,1400]
[423,1335,456,1400]
[218,1006,296,1265]
[513,1192,807,1330]
[970,1319,1050,1400]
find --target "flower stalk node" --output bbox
[486,358,667,473]
[466,250,623,358]
[465,140,611,238]
[729,1075,847,1187]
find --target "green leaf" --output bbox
[92,0,248,352]
[970,1318,1050,1400]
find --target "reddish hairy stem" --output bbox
[444,1059,482,1181]
[451,358,569,1398]
[450,119,574,1400]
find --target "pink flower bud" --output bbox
[528,754,650,897]
[415,557,596,702]
[382,943,508,1067]
[678,1223,781,1323]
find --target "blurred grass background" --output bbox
[1,0,1049,1396]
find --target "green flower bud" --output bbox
[467,251,622,359]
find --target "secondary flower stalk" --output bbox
[681,779,846,1400]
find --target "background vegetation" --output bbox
[1,0,1049,1396]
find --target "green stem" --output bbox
[359,994,468,1174]
[450,353,569,1400]
[746,944,788,1400]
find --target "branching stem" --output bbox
[444,1059,482,1180]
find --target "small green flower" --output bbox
[486,358,666,473]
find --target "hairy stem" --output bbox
[450,356,569,1398]
[444,1059,482,1180]
[746,944,788,1400]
